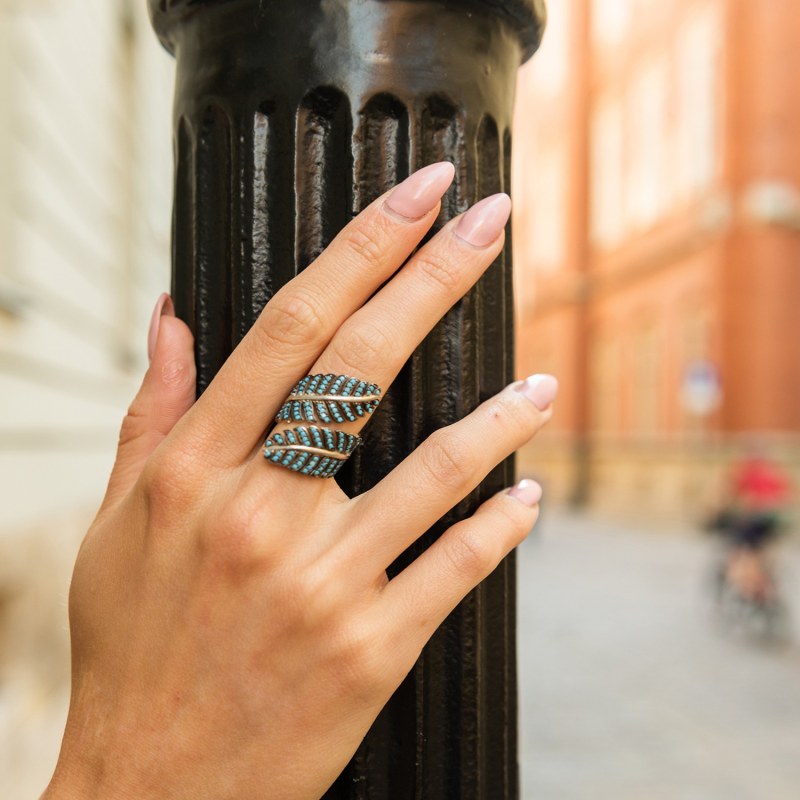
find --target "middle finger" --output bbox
[310,193,511,402]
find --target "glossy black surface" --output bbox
[148,1,545,796]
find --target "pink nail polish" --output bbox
[384,162,455,220]
[455,193,511,247]
[508,479,543,507]
[147,293,175,362]
[515,374,559,411]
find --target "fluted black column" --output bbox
[149,1,545,796]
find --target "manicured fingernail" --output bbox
[147,293,175,362]
[455,193,511,247]
[515,374,558,411]
[508,479,543,507]
[384,162,456,220]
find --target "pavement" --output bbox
[518,510,800,800]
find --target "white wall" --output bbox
[0,0,175,531]
[0,2,176,795]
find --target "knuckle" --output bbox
[332,623,392,699]
[159,355,193,390]
[117,403,148,451]
[445,525,497,578]
[420,429,474,491]
[206,500,271,566]
[138,446,199,512]
[487,391,541,440]
[488,494,539,548]
[493,495,527,529]
[261,291,327,348]
[331,322,390,373]
[340,223,386,266]
[491,497,530,540]
[415,250,460,292]
[276,562,338,628]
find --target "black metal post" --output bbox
[148,1,545,796]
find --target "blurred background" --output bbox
[0,1,174,795]
[1,0,799,798]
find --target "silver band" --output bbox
[274,373,382,424]
[263,425,361,479]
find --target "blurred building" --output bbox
[512,0,800,521]
[0,0,174,529]
[0,1,173,796]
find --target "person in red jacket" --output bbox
[724,442,792,603]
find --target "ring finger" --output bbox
[347,373,558,572]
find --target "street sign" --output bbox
[681,360,722,416]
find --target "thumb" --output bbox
[101,294,196,512]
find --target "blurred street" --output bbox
[519,512,800,800]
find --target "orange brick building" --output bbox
[512,0,800,520]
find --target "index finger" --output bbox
[170,162,456,468]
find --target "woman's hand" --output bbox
[44,162,557,800]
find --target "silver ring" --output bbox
[265,374,381,478]
[274,373,382,424]
[264,425,361,478]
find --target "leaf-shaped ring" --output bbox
[263,425,361,479]
[274,373,382,425]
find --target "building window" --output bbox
[591,97,624,247]
[625,57,670,229]
[675,5,722,199]
[528,141,567,272]
[591,0,633,49]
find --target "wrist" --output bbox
[43,752,108,800]
[43,716,143,800]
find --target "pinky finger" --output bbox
[378,479,542,648]
[100,296,196,514]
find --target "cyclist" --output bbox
[722,443,792,605]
